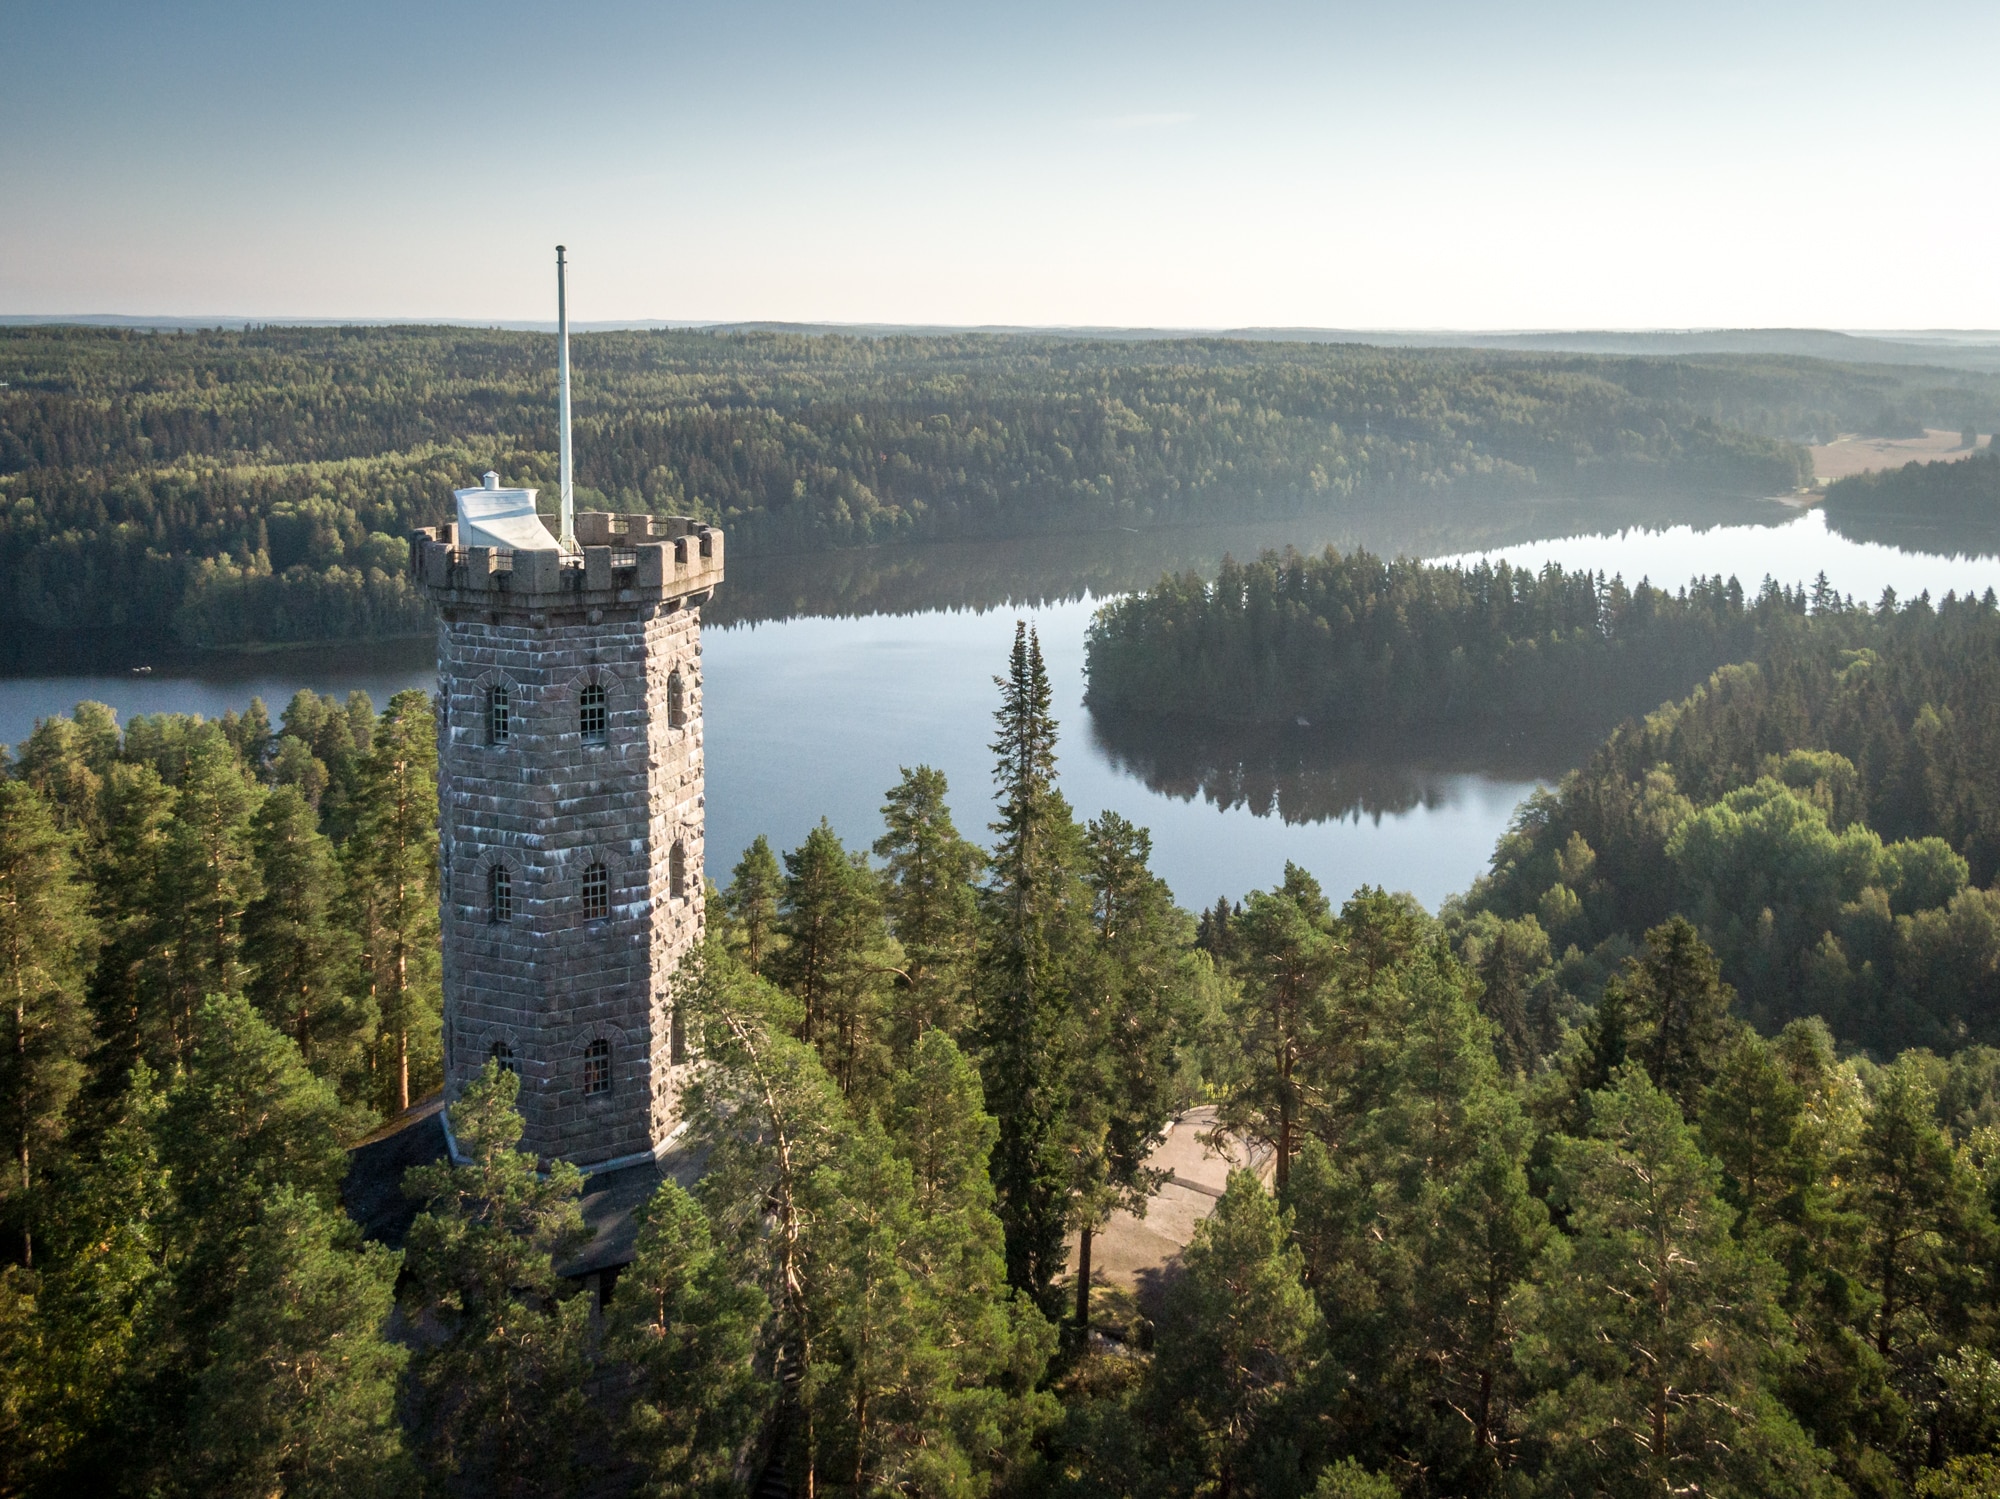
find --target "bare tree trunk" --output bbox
[1076,1223,1093,1331]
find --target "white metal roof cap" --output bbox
[453,474,561,551]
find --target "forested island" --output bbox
[8,323,1999,646]
[7,614,2000,1495]
[1084,545,1808,731]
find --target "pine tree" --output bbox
[681,940,848,1496]
[723,833,784,974]
[0,781,96,1266]
[1515,1065,1832,1498]
[187,1185,409,1499]
[874,765,983,1047]
[1071,811,1196,1330]
[403,1061,596,1499]
[1845,1057,1988,1415]
[1221,863,1340,1192]
[12,711,105,837]
[978,622,1089,1303]
[811,1120,936,1494]
[605,1180,769,1499]
[0,1066,167,1493]
[243,784,365,1079]
[1143,1172,1323,1497]
[85,761,175,1083]
[343,689,439,1113]
[771,820,896,1096]
[218,696,275,777]
[145,726,262,1065]
[1414,1097,1549,1488]
[159,994,366,1350]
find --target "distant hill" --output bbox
[6,316,2000,371]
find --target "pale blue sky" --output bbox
[4,0,1996,327]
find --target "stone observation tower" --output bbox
[408,247,723,1170]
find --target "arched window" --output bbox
[489,864,513,924]
[667,670,686,729]
[490,1040,516,1075]
[582,861,609,920]
[488,684,510,744]
[669,841,687,900]
[580,682,607,743]
[583,1038,611,1096]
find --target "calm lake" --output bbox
[3,500,1995,914]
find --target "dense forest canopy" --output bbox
[1449,588,2000,1061]
[9,620,2000,1495]
[8,324,1996,645]
[1085,544,1810,731]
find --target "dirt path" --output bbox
[1067,1104,1273,1312]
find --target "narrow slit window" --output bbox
[667,670,686,728]
[583,1038,611,1096]
[582,862,609,920]
[490,864,512,923]
[491,1040,516,1075]
[669,841,687,900]
[580,682,607,742]
[489,685,510,744]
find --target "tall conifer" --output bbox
[343,690,439,1113]
[875,766,983,1046]
[978,622,1087,1303]
[0,782,96,1266]
[244,785,364,1078]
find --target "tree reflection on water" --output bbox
[1086,709,1605,826]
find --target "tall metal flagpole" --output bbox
[557,244,577,553]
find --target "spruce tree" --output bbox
[187,1185,409,1499]
[978,622,1089,1303]
[874,765,983,1046]
[723,833,784,974]
[0,781,96,1266]
[605,1180,769,1499]
[342,690,439,1113]
[243,784,364,1079]
[403,1061,595,1499]
[885,1029,1056,1475]
[1616,915,1741,1115]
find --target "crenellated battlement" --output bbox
[408,511,724,614]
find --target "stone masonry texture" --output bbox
[410,512,724,1166]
